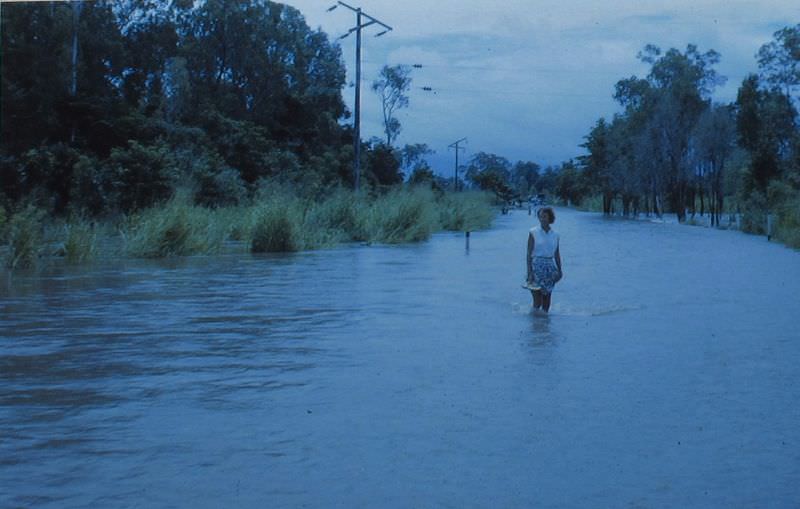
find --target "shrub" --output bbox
[194,165,247,207]
[70,155,108,215]
[106,140,177,212]
[739,190,767,234]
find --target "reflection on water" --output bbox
[530,312,555,344]
[2,209,800,508]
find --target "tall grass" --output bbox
[63,220,97,264]
[437,191,494,232]
[774,195,800,248]
[302,188,365,243]
[4,187,497,267]
[360,187,438,243]
[122,195,227,258]
[248,187,494,251]
[250,198,302,253]
[5,205,45,269]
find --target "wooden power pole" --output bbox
[328,2,392,192]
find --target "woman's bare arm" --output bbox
[527,233,534,281]
[555,245,562,275]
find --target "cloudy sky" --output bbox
[285,0,797,172]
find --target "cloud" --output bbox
[288,0,797,168]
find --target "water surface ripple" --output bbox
[2,209,799,508]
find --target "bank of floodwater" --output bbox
[1,188,496,271]
[562,196,800,250]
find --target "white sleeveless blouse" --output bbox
[530,226,559,258]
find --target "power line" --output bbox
[364,60,632,75]
[362,60,752,85]
[415,85,614,101]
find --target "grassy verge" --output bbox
[1,187,496,268]
[773,195,800,248]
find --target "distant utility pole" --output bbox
[328,1,392,192]
[448,137,467,191]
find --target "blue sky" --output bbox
[285,0,797,173]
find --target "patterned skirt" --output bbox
[531,256,560,294]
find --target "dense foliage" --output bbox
[558,26,800,246]
[1,0,413,216]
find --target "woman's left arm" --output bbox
[555,245,562,276]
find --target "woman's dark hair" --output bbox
[538,207,556,223]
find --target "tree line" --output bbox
[1,0,439,218]
[458,25,800,245]
[560,26,799,240]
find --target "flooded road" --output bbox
[2,208,800,508]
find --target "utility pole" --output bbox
[328,2,392,192]
[448,137,467,191]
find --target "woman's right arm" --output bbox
[526,232,534,281]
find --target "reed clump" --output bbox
[301,188,365,244]
[63,220,98,264]
[365,187,438,243]
[437,191,495,232]
[5,205,45,269]
[250,199,301,253]
[122,195,226,258]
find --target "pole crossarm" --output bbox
[336,1,393,31]
[448,138,467,191]
[448,137,467,150]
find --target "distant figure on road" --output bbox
[525,207,563,313]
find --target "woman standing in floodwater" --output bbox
[526,207,563,313]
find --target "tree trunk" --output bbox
[709,191,716,227]
[668,181,686,223]
[70,1,82,143]
[699,185,705,217]
[603,191,613,216]
[653,188,661,218]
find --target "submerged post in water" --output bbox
[767,213,774,241]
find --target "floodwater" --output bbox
[2,208,799,508]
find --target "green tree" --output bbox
[511,161,540,198]
[736,74,797,191]
[757,24,800,98]
[614,44,725,221]
[372,65,412,146]
[692,104,737,225]
[465,152,514,202]
[555,160,590,206]
[399,143,434,179]
[365,141,402,187]
[579,117,614,214]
